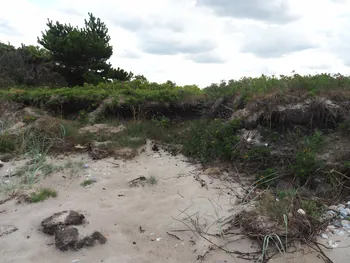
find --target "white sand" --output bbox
[0,141,349,263]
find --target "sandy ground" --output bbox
[0,141,349,263]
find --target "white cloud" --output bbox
[0,0,349,87]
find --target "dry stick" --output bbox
[166,231,182,241]
[307,242,334,263]
[197,246,213,262]
[171,216,199,238]
[177,190,184,199]
[173,214,260,259]
[103,160,120,166]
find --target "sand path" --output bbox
[0,141,349,263]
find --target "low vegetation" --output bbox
[30,188,57,203]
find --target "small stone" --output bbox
[338,204,345,209]
[328,205,338,211]
[297,209,306,215]
[339,208,348,217]
[327,225,336,231]
[321,233,329,239]
[333,229,345,236]
[341,220,350,228]
[328,240,339,248]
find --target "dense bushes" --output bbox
[2,73,350,109]
[0,81,203,109]
[182,119,241,162]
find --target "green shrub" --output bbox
[301,199,324,219]
[182,119,241,162]
[255,168,278,188]
[291,131,325,179]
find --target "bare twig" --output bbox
[177,190,184,199]
[166,231,182,240]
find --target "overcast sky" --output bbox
[1,0,349,87]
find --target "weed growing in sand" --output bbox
[259,234,286,262]
[81,179,96,187]
[30,188,57,203]
[146,175,158,185]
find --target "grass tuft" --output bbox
[30,188,57,203]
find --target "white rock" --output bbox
[333,229,345,236]
[297,209,306,215]
[328,240,339,248]
[321,233,329,239]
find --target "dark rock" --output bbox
[55,228,79,251]
[74,231,107,249]
[91,231,107,244]
[41,210,85,235]
[76,236,95,249]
